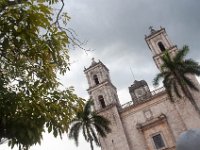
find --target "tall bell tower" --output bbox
[84,58,131,150]
[145,26,178,70]
[84,58,120,111]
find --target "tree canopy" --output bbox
[0,0,84,149]
[153,46,200,114]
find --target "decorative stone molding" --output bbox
[136,114,167,132]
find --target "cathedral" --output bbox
[84,27,200,150]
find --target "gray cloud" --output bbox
[65,0,200,98]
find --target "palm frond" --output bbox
[86,126,93,141]
[84,100,93,117]
[70,118,81,124]
[93,115,111,132]
[184,59,199,67]
[82,125,88,141]
[174,45,189,62]
[162,51,173,68]
[183,59,200,76]
[68,122,82,146]
[89,126,100,146]
[163,76,174,102]
[182,75,199,91]
[93,121,110,137]
[93,115,110,125]
[89,139,94,150]
[184,68,200,76]
[153,73,163,86]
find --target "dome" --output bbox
[130,80,148,89]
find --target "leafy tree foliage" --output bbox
[69,100,111,150]
[153,45,200,115]
[0,0,84,149]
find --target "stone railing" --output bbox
[121,87,165,109]
[151,86,165,96]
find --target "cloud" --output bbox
[65,0,200,94]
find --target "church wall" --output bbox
[120,108,147,150]
[98,106,130,150]
[173,96,200,129]
[188,75,200,109]
[97,88,200,150]
[119,93,191,150]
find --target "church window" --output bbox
[98,95,106,108]
[114,94,117,100]
[152,133,165,149]
[158,42,166,52]
[93,74,99,85]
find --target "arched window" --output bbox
[93,75,99,85]
[98,95,106,108]
[158,42,166,52]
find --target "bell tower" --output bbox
[84,59,131,150]
[145,26,178,70]
[84,58,120,111]
[129,80,151,103]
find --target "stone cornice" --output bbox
[87,80,117,93]
[136,114,167,132]
[152,45,177,59]
[96,103,119,114]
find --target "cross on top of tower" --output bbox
[149,26,156,33]
[91,57,97,65]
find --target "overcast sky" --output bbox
[1,0,200,150]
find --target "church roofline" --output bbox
[121,87,166,112]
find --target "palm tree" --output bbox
[153,45,200,115]
[68,100,111,150]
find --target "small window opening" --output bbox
[158,42,166,52]
[114,94,118,101]
[98,95,106,108]
[93,75,99,85]
[152,134,165,149]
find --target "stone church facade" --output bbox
[84,27,200,150]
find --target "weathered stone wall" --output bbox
[99,105,130,150]
[118,91,200,150]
